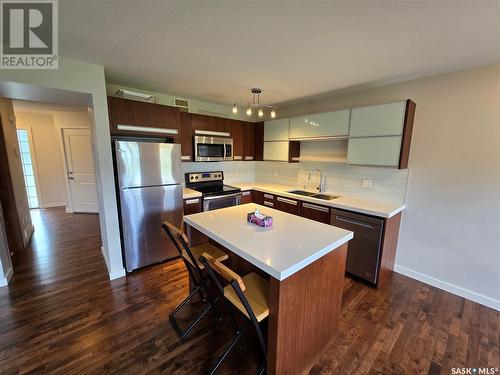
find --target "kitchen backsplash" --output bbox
[255,161,409,203]
[182,161,409,203]
[181,161,256,184]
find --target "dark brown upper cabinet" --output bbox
[179,111,193,161]
[231,120,245,161]
[108,96,180,137]
[253,122,264,161]
[191,113,231,134]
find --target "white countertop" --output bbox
[228,182,405,218]
[184,203,353,281]
[183,188,202,199]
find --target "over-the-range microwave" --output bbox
[194,135,233,161]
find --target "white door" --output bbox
[62,128,98,213]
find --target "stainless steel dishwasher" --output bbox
[331,208,384,284]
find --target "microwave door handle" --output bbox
[223,143,227,159]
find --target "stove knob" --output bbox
[195,176,198,179]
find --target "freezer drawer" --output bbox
[331,209,384,284]
[119,184,182,272]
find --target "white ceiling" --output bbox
[60,1,500,105]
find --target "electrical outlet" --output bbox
[362,179,373,189]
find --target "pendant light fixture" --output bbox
[231,88,277,118]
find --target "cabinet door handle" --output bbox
[335,215,374,229]
[242,191,251,196]
[245,156,253,160]
[264,194,274,199]
[185,199,200,205]
[302,202,329,212]
[277,197,297,205]
[263,201,274,207]
[233,155,243,160]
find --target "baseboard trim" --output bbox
[109,268,126,280]
[41,202,66,208]
[100,246,126,281]
[394,265,500,311]
[0,266,13,287]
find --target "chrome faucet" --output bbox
[307,169,326,192]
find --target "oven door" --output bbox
[203,192,241,211]
[194,136,230,161]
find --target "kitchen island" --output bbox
[184,203,353,374]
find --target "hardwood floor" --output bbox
[0,208,498,374]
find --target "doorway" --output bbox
[0,97,105,288]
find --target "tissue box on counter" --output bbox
[247,209,273,228]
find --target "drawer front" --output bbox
[275,196,299,215]
[331,209,384,284]
[183,198,201,215]
[300,202,330,224]
[349,101,405,137]
[240,190,253,204]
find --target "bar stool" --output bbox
[199,252,269,375]
[162,222,228,340]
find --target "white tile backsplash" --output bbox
[255,161,409,203]
[181,161,256,185]
[182,160,409,203]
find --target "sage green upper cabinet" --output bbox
[347,100,416,168]
[347,136,402,167]
[263,141,289,161]
[289,110,350,139]
[349,101,406,137]
[264,118,289,141]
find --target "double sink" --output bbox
[287,190,340,201]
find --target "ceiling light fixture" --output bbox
[232,88,277,118]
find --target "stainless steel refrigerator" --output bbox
[114,140,183,272]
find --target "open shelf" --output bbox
[295,138,348,164]
[291,155,347,163]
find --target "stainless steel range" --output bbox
[185,171,241,211]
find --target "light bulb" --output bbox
[270,110,276,118]
[258,108,264,117]
[232,103,238,114]
[246,106,252,116]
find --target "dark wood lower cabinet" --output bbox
[300,201,330,224]
[240,190,252,204]
[243,190,400,288]
[183,197,202,215]
[274,196,300,215]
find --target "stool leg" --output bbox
[169,284,202,319]
[208,322,249,375]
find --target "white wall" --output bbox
[15,112,67,208]
[0,98,33,246]
[0,57,125,280]
[278,63,500,310]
